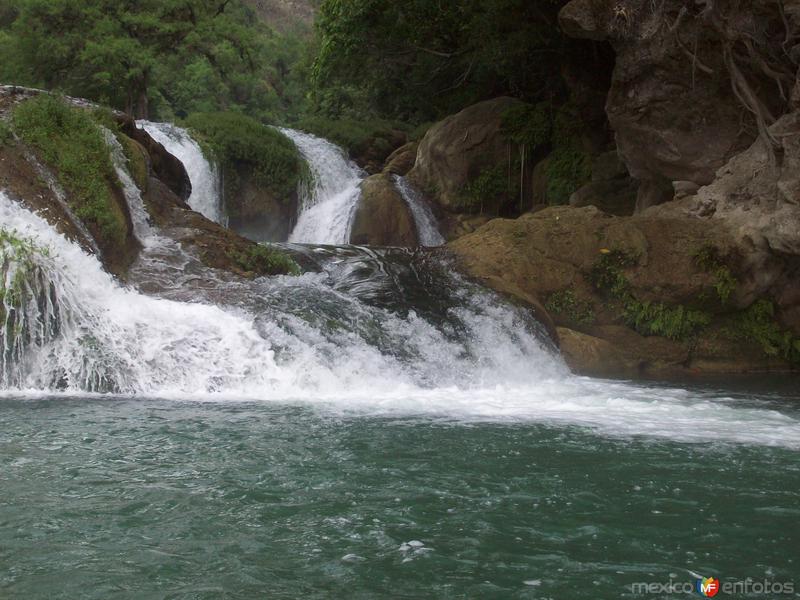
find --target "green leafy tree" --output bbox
[312,0,567,121]
[0,0,311,120]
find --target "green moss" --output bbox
[11,95,125,246]
[184,112,305,201]
[545,289,595,325]
[730,300,800,363]
[232,245,301,277]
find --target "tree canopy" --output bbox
[0,0,312,121]
[311,0,568,121]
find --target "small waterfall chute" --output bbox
[282,128,365,245]
[392,175,445,246]
[137,121,224,224]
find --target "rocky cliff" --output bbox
[444,0,800,377]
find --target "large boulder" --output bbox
[408,97,524,211]
[558,0,766,206]
[226,174,299,243]
[449,205,799,378]
[350,174,417,246]
[383,142,417,176]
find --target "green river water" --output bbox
[1,392,798,599]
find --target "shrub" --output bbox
[184,112,304,200]
[12,95,125,245]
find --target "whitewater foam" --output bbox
[282,129,364,244]
[137,121,224,224]
[1,190,799,448]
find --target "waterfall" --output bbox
[392,175,445,246]
[3,190,800,446]
[281,128,364,245]
[137,121,224,224]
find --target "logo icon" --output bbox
[696,577,720,597]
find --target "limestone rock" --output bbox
[408,97,523,211]
[350,174,417,246]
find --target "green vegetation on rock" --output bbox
[232,244,301,277]
[730,300,800,364]
[0,227,50,321]
[295,115,408,160]
[11,95,126,246]
[501,102,592,206]
[462,165,512,214]
[692,244,738,305]
[0,119,13,145]
[588,248,710,341]
[545,289,595,325]
[185,112,305,200]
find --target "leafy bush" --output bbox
[502,102,552,149]
[623,300,711,340]
[185,112,304,200]
[501,102,591,206]
[12,95,125,244]
[461,165,512,214]
[232,244,301,277]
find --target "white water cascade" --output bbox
[392,174,445,246]
[137,121,224,224]
[282,128,364,245]
[2,184,800,447]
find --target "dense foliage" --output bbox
[185,111,305,199]
[311,0,567,121]
[0,0,312,121]
[12,95,127,245]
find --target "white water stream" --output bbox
[282,128,364,244]
[137,121,224,224]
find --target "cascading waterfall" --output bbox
[392,174,445,246]
[137,121,224,224]
[2,184,800,446]
[281,128,364,245]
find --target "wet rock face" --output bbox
[408,97,524,211]
[448,205,799,378]
[350,174,417,247]
[559,0,756,191]
[225,173,299,243]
